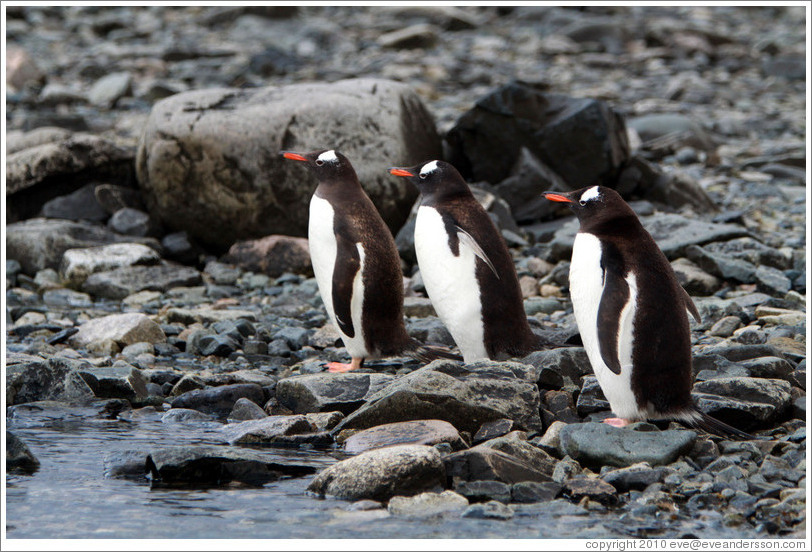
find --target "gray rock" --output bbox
[671,258,722,296]
[136,79,440,249]
[444,446,552,484]
[446,82,630,191]
[40,183,109,222]
[576,376,611,416]
[88,71,133,107]
[454,480,512,503]
[388,490,469,518]
[693,377,792,427]
[103,450,147,479]
[60,243,160,286]
[462,500,514,520]
[476,431,557,476]
[223,235,311,277]
[71,313,166,349]
[171,383,265,416]
[626,113,717,152]
[6,431,40,474]
[336,360,542,435]
[94,183,145,215]
[559,423,697,468]
[344,419,468,454]
[42,288,93,308]
[511,481,563,503]
[77,363,149,401]
[227,397,268,422]
[146,445,324,487]
[494,148,569,223]
[197,334,239,357]
[563,477,618,504]
[161,408,216,424]
[82,262,202,300]
[522,347,591,385]
[307,445,446,501]
[6,127,72,155]
[108,208,162,238]
[5,218,159,275]
[276,372,395,415]
[473,418,515,444]
[7,135,134,223]
[6,357,96,405]
[601,463,668,492]
[221,415,312,444]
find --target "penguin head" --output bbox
[388,160,469,198]
[543,185,635,228]
[281,149,357,182]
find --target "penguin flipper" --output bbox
[681,286,701,324]
[455,225,499,279]
[331,233,361,338]
[597,266,630,375]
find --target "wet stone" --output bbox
[511,481,563,503]
[221,415,312,445]
[563,477,618,505]
[7,431,41,474]
[454,480,512,504]
[227,397,268,422]
[387,490,468,518]
[171,383,265,416]
[462,500,514,520]
[343,419,468,454]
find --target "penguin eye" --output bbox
[315,159,324,167]
[419,173,427,180]
[579,200,587,206]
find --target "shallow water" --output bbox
[6,406,761,540]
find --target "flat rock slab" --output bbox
[146,445,326,487]
[476,431,557,476]
[276,372,395,415]
[136,78,440,248]
[549,212,749,262]
[563,477,618,504]
[307,444,445,501]
[343,419,468,454]
[558,423,697,468]
[81,262,202,300]
[693,377,792,428]
[60,242,160,286]
[71,313,166,349]
[336,360,542,435]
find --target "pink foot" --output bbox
[603,417,631,428]
[326,358,364,373]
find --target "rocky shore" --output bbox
[5,5,806,539]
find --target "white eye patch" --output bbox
[419,160,439,177]
[579,186,600,203]
[317,150,338,163]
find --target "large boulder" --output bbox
[446,81,630,190]
[307,444,446,501]
[136,78,441,250]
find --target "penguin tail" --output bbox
[683,409,756,441]
[406,339,463,364]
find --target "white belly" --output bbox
[569,232,643,420]
[415,206,487,363]
[309,195,369,359]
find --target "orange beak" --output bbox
[543,192,573,203]
[389,168,414,177]
[281,152,307,162]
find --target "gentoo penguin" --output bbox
[389,160,545,363]
[282,149,460,372]
[543,185,752,439]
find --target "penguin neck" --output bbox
[580,213,642,238]
[314,174,365,202]
[419,182,473,207]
